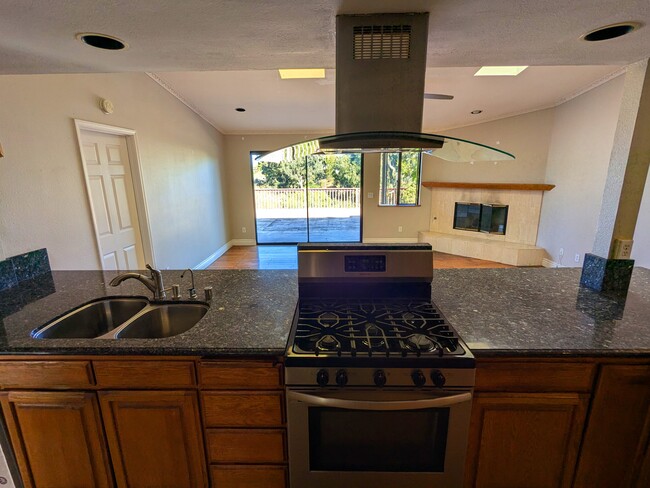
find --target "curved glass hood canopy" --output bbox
[254,131,515,163]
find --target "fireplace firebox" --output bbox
[454,202,508,235]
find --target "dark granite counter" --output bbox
[0,270,298,356]
[431,267,650,357]
[0,267,648,358]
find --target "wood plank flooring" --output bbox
[207,246,513,270]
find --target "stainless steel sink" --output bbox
[32,298,149,339]
[116,303,209,339]
[32,298,209,339]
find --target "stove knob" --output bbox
[431,370,446,388]
[412,370,426,387]
[316,369,329,387]
[373,370,387,387]
[335,369,348,386]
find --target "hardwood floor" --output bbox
[207,246,513,270]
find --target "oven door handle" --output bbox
[287,391,472,410]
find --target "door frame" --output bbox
[74,119,155,268]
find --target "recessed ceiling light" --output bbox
[278,69,326,79]
[471,110,483,114]
[235,107,246,112]
[582,22,641,41]
[76,33,128,50]
[474,66,528,76]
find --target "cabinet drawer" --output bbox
[210,465,287,488]
[0,361,94,389]
[200,361,282,389]
[93,360,196,388]
[203,392,284,427]
[475,361,595,392]
[207,429,286,463]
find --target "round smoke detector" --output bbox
[581,22,642,42]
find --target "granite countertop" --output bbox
[0,267,649,358]
[0,270,298,356]
[431,267,650,357]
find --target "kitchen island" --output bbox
[0,267,648,487]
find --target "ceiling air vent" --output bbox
[353,25,411,60]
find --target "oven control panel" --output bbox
[286,367,475,388]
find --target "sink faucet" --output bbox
[109,264,167,300]
[181,268,198,299]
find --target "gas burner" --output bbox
[405,334,436,352]
[316,334,340,351]
[362,324,385,349]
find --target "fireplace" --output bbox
[454,202,508,235]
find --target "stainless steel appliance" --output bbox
[285,243,475,488]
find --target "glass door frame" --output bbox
[250,151,364,245]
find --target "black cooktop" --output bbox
[286,299,474,367]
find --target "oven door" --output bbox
[286,387,472,488]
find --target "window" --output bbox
[379,151,422,206]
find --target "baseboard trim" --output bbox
[542,258,559,268]
[194,241,233,270]
[230,239,257,246]
[363,237,420,244]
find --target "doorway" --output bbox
[75,120,154,271]
[251,152,362,244]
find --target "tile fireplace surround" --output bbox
[419,183,553,266]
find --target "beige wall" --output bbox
[0,73,229,270]
[632,168,650,267]
[537,75,626,267]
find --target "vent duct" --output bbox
[352,25,411,60]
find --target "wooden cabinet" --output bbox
[573,364,650,488]
[200,360,288,488]
[465,393,589,488]
[0,391,113,488]
[99,390,207,488]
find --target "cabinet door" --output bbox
[573,364,650,488]
[0,391,113,488]
[99,390,207,488]
[465,393,589,488]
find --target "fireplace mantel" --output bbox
[422,182,555,192]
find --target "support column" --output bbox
[581,59,650,292]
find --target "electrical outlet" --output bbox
[559,248,564,257]
[398,226,403,233]
[574,253,580,263]
[613,238,633,259]
[368,192,374,199]
[241,227,247,234]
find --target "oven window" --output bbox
[308,407,449,472]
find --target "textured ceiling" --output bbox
[154,66,621,133]
[0,0,648,74]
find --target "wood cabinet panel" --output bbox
[93,360,196,388]
[0,361,94,389]
[207,428,286,464]
[200,361,282,390]
[99,390,207,488]
[0,391,112,488]
[465,393,589,488]
[210,465,287,488]
[573,364,650,488]
[475,361,595,392]
[203,391,284,427]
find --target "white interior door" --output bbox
[79,130,146,271]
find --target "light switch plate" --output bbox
[367,192,374,198]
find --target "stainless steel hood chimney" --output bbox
[256,12,515,164]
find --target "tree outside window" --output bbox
[379,151,422,206]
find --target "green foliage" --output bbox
[253,154,361,189]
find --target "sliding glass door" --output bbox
[251,152,362,244]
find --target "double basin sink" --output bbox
[32,297,209,339]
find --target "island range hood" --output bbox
[256,12,515,164]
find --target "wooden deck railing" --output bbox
[254,188,361,209]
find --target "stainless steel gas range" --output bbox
[285,243,475,488]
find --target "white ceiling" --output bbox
[154,66,622,133]
[0,0,645,133]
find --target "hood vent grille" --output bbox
[353,25,411,60]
